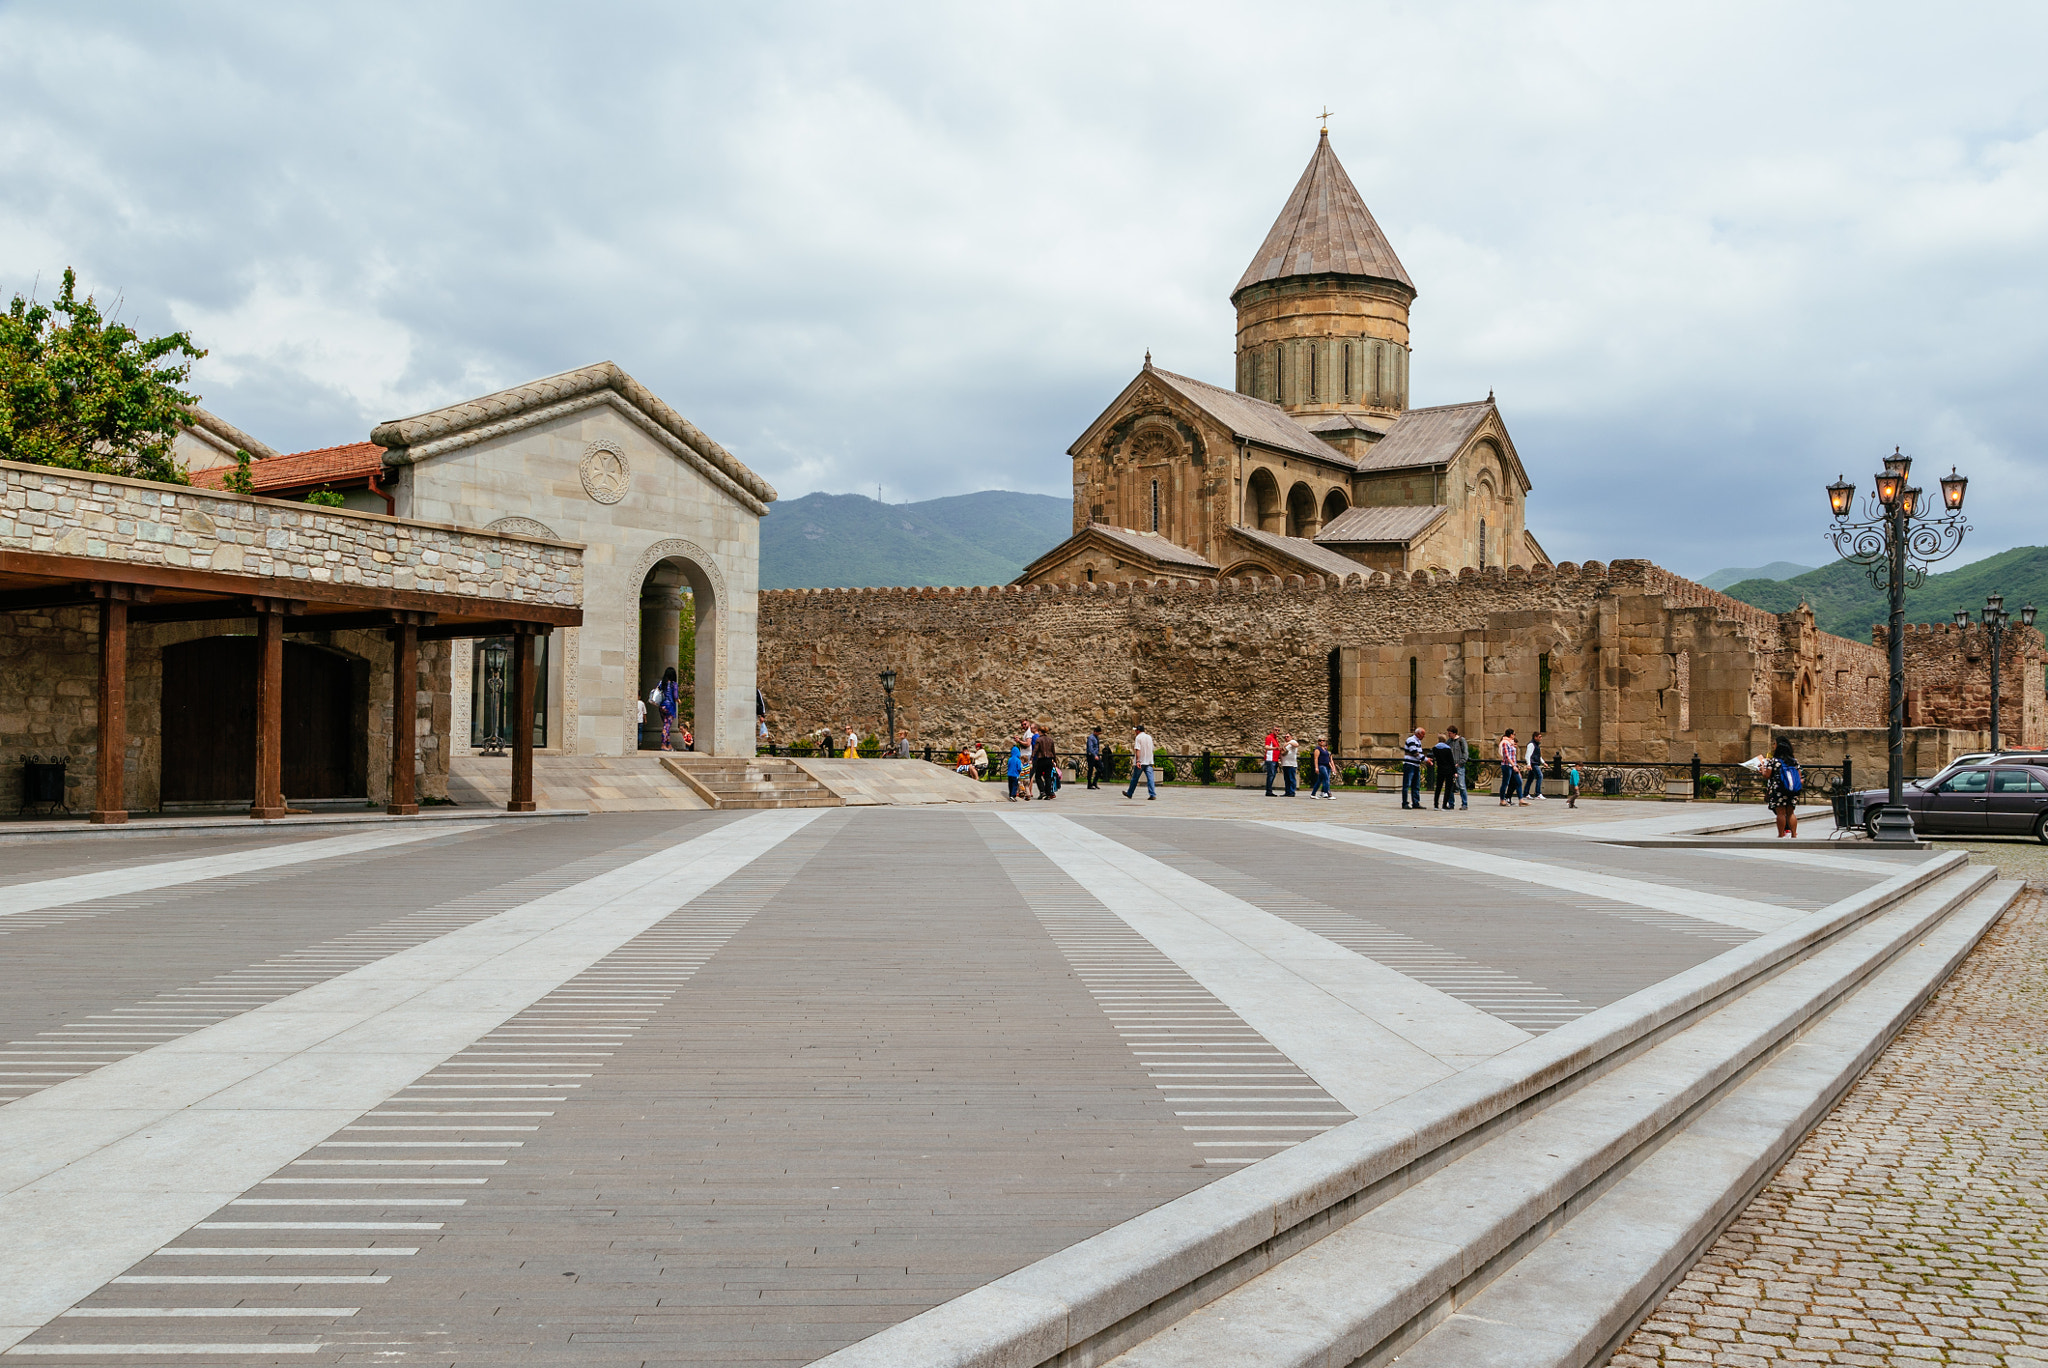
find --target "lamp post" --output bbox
[1953,594,2037,750]
[879,669,897,757]
[1826,451,1971,842]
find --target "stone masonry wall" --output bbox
[1,460,582,607]
[1880,621,2048,749]
[758,559,1886,764]
[0,607,452,816]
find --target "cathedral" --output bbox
[1019,129,1547,586]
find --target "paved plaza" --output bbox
[0,786,2000,1365]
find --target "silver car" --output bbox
[1850,760,2048,840]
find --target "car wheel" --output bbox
[2036,813,2048,846]
[1866,809,1884,839]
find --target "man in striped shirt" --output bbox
[1402,726,1426,809]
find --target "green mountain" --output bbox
[1719,545,2048,640]
[760,490,1071,590]
[1701,561,1816,591]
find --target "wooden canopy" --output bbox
[1,547,582,822]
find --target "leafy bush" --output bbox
[1699,773,1726,797]
[304,488,347,507]
[0,268,204,483]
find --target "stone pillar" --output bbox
[1461,630,1487,745]
[1596,595,1620,764]
[251,603,288,819]
[388,620,420,815]
[640,589,683,695]
[91,593,129,825]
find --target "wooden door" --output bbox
[161,637,366,804]
[161,637,256,803]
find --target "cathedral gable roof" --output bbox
[1014,523,1218,584]
[369,361,777,513]
[1352,399,1529,492]
[1314,503,1447,546]
[1226,525,1365,579]
[1068,364,1350,467]
[1233,131,1414,301]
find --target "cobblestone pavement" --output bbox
[1609,888,2048,1367]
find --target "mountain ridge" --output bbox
[760,489,1070,590]
[1717,545,2048,640]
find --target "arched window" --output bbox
[1150,479,1160,532]
[1479,518,1488,566]
[1343,343,1352,400]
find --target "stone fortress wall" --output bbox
[1884,620,2048,749]
[757,559,1895,763]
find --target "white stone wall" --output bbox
[392,407,760,758]
[0,460,582,608]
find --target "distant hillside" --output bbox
[1719,545,2048,640]
[760,490,1071,590]
[1701,561,1816,591]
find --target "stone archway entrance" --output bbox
[636,553,721,754]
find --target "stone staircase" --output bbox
[813,851,2019,1368]
[660,755,842,810]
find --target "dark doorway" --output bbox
[161,637,367,805]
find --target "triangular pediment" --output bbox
[369,361,778,513]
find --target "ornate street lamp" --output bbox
[1825,448,1971,842]
[878,669,898,756]
[1956,593,2036,751]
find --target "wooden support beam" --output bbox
[388,621,420,815]
[298,609,436,634]
[251,606,288,819]
[416,618,549,642]
[90,595,130,824]
[508,631,537,812]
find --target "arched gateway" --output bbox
[370,363,776,758]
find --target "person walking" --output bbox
[1005,736,1025,800]
[1402,726,1426,809]
[1447,726,1469,810]
[655,667,680,751]
[1497,729,1520,806]
[1033,727,1057,800]
[844,724,860,759]
[1311,736,1335,799]
[1765,738,1802,838]
[1276,735,1297,797]
[1125,724,1157,800]
[1430,731,1455,810]
[1526,732,1546,800]
[1085,727,1103,789]
[1264,731,1280,797]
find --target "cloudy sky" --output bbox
[4,1,2044,578]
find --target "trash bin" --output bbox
[21,756,66,811]
[1601,774,1622,796]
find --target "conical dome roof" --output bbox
[1232,131,1413,300]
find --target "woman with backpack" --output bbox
[654,667,679,750]
[1765,738,1803,838]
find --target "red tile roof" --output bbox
[191,441,386,492]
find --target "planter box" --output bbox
[1234,770,1270,789]
[1663,779,1694,801]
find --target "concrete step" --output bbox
[809,851,2014,1368]
[1101,864,2011,1368]
[660,756,843,810]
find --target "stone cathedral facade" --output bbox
[1021,130,1544,587]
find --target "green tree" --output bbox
[0,268,205,483]
[304,488,346,507]
[675,590,697,726]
